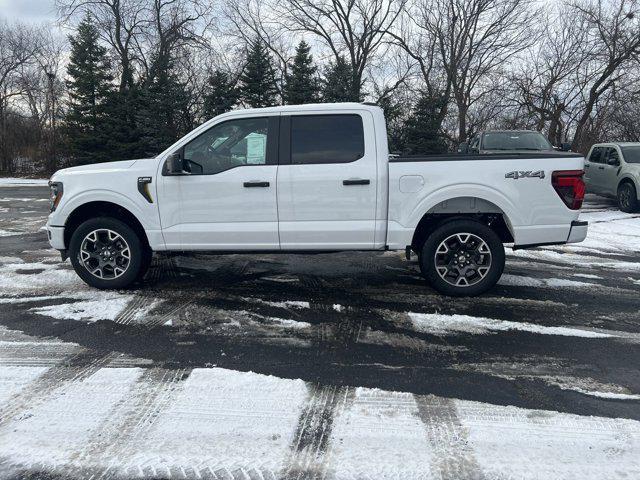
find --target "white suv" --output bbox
[584,143,640,212]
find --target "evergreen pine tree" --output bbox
[238,39,279,108]
[377,95,405,153]
[64,13,114,164]
[402,91,448,154]
[203,70,238,118]
[283,41,319,105]
[321,56,362,103]
[136,55,192,156]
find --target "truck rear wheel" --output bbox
[69,217,143,289]
[419,219,505,297]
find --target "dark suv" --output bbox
[459,130,571,154]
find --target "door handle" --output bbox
[243,181,270,188]
[584,164,590,168]
[343,179,370,186]
[598,166,605,170]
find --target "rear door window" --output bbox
[605,147,620,165]
[290,114,364,164]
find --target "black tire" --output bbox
[137,247,153,282]
[419,219,505,297]
[617,182,639,213]
[69,217,143,289]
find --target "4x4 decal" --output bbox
[505,170,546,180]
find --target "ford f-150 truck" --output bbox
[46,103,588,296]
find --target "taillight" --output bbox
[552,170,585,210]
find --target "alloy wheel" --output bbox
[79,229,131,279]
[434,233,492,287]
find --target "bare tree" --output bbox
[56,0,147,90]
[223,0,294,78]
[0,22,42,172]
[569,0,640,152]
[276,0,407,99]
[512,6,589,145]
[390,0,539,142]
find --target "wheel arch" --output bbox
[411,196,515,251]
[64,201,150,250]
[618,175,638,194]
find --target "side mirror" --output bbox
[458,142,469,153]
[607,157,620,166]
[165,152,187,175]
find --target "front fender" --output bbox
[51,189,159,232]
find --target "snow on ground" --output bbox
[0,367,143,468]
[498,273,595,288]
[0,366,49,405]
[1,365,637,479]
[454,360,640,401]
[406,312,615,338]
[0,178,49,186]
[459,399,640,479]
[29,293,135,322]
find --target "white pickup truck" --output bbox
[46,103,587,296]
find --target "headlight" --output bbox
[49,181,63,212]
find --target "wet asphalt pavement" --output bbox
[0,184,639,479]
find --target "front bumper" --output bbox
[46,223,66,250]
[567,220,588,244]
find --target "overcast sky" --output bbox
[0,0,58,25]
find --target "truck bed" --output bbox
[386,152,586,250]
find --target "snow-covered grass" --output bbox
[0,178,49,186]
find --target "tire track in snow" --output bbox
[114,255,178,326]
[79,367,193,480]
[281,384,355,480]
[414,395,486,480]
[0,349,115,428]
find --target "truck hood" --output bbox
[51,159,152,181]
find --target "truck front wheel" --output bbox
[69,217,144,289]
[419,219,505,297]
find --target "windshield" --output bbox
[621,146,640,164]
[482,132,554,151]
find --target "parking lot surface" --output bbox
[0,182,639,479]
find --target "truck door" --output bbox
[159,115,280,250]
[584,146,605,194]
[601,147,621,196]
[276,112,378,249]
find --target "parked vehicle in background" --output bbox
[46,103,587,297]
[584,143,640,213]
[458,130,572,155]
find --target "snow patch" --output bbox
[29,293,134,322]
[0,177,49,186]
[248,298,310,309]
[407,312,613,338]
[267,317,311,329]
[499,274,594,288]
